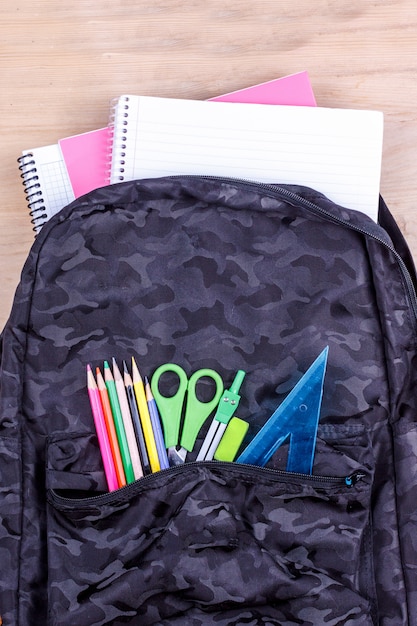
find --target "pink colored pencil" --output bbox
[87,364,119,491]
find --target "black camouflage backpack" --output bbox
[1,176,417,625]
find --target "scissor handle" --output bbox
[180,368,223,452]
[151,363,188,448]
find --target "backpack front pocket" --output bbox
[46,459,374,626]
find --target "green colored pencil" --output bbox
[104,360,135,484]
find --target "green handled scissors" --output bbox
[151,363,223,466]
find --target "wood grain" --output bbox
[1,0,417,327]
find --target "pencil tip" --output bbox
[86,364,95,386]
[112,358,122,379]
[131,356,139,377]
[123,360,129,373]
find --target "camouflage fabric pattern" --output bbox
[47,462,372,625]
[0,176,417,624]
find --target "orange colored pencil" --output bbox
[96,366,126,488]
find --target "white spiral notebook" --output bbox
[109,95,384,220]
[18,145,76,232]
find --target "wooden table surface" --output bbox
[1,0,416,329]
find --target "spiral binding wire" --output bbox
[108,95,130,184]
[17,153,48,232]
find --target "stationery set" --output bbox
[16,70,385,491]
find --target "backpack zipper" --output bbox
[170,175,417,322]
[48,461,366,509]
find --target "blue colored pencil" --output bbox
[145,376,170,470]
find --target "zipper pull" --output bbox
[345,472,365,487]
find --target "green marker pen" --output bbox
[103,360,135,484]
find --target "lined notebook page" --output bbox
[110,96,383,220]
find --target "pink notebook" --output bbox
[60,71,316,198]
[210,71,316,106]
[59,127,110,198]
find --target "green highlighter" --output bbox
[213,417,249,462]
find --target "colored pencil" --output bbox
[131,357,161,473]
[112,357,143,480]
[145,376,170,470]
[86,364,119,492]
[96,366,126,488]
[104,360,135,484]
[123,362,151,475]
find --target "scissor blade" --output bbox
[167,446,187,466]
